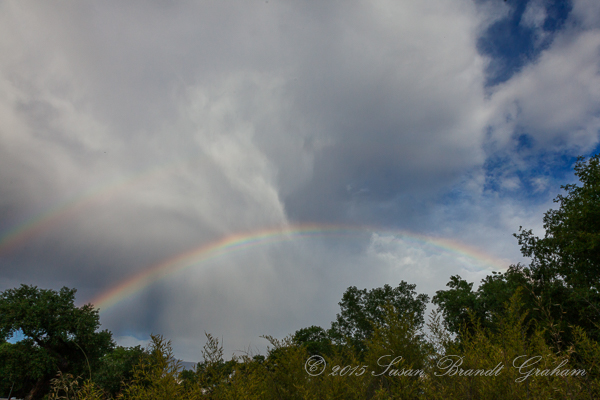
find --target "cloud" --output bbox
[521,0,547,31]
[488,29,600,154]
[572,0,600,29]
[281,1,492,223]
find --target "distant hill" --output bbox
[180,360,197,371]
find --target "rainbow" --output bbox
[89,223,509,312]
[0,160,190,256]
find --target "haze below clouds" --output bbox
[1,0,599,360]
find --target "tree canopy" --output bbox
[515,155,600,339]
[0,285,114,400]
[328,281,429,354]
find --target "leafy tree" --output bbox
[0,285,114,400]
[515,154,600,340]
[292,325,333,356]
[328,281,429,355]
[193,333,237,395]
[0,340,48,399]
[118,334,192,400]
[425,289,599,399]
[92,345,148,398]
[431,275,478,335]
[364,304,429,398]
[432,265,532,337]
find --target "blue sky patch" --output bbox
[478,0,572,86]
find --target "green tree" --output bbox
[328,281,429,355]
[432,265,532,337]
[118,334,192,400]
[292,325,333,356]
[425,289,599,399]
[0,339,48,399]
[0,285,114,400]
[364,304,429,398]
[92,345,148,398]
[431,275,478,335]
[515,154,600,340]
[193,333,237,396]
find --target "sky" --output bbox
[1,0,600,362]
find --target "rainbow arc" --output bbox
[89,223,509,312]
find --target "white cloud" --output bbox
[572,0,600,29]
[521,0,549,47]
[489,28,600,153]
[501,176,521,191]
[531,176,549,192]
[521,0,547,30]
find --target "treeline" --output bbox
[1,155,599,399]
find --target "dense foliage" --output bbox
[93,345,148,398]
[327,282,429,356]
[515,155,600,341]
[0,285,114,400]
[1,155,599,399]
